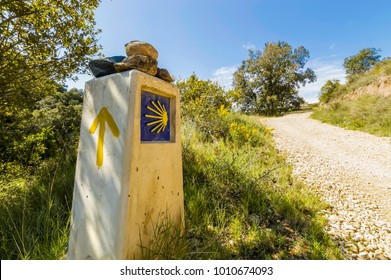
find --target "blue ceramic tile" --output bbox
[140,91,171,142]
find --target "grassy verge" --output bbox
[0,75,342,259]
[0,109,344,259]
[174,113,343,259]
[311,95,391,137]
[0,155,75,259]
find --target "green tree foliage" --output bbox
[1,0,100,166]
[0,88,83,259]
[343,48,381,79]
[319,79,343,103]
[178,73,231,112]
[0,0,101,116]
[233,41,316,116]
[0,0,100,259]
[176,74,232,140]
[1,88,83,166]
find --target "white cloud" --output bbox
[329,43,336,50]
[299,57,346,103]
[211,66,238,89]
[242,42,256,50]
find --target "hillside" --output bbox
[342,59,391,99]
[312,60,391,137]
[348,76,391,98]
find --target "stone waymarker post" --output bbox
[67,68,184,259]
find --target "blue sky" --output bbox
[67,0,391,103]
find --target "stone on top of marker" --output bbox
[114,55,158,76]
[88,56,126,78]
[125,40,158,60]
[156,67,173,83]
[89,40,173,83]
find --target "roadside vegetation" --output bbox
[232,41,315,116]
[0,74,344,260]
[169,76,342,259]
[312,95,391,137]
[0,90,84,259]
[1,1,343,260]
[313,49,391,137]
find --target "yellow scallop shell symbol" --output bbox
[145,100,168,133]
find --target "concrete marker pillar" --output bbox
[67,70,184,259]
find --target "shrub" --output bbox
[0,88,83,259]
[176,74,232,141]
[319,80,343,103]
[312,95,391,137]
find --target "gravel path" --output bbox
[261,112,391,260]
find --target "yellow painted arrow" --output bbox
[89,107,120,168]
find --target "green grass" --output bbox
[0,113,344,260]
[312,94,391,137]
[163,114,343,259]
[313,58,391,137]
[0,154,75,259]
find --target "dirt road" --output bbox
[262,112,391,260]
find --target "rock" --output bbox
[358,251,369,260]
[343,224,355,231]
[156,68,173,82]
[88,56,126,77]
[352,232,362,242]
[114,55,158,76]
[374,252,387,260]
[347,243,359,253]
[367,243,377,251]
[328,214,338,222]
[125,41,158,60]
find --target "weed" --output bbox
[312,95,391,137]
[175,115,343,259]
[0,154,75,259]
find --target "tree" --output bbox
[0,0,101,116]
[176,74,232,140]
[177,73,231,114]
[1,88,84,165]
[343,48,381,78]
[233,41,316,116]
[319,79,342,103]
